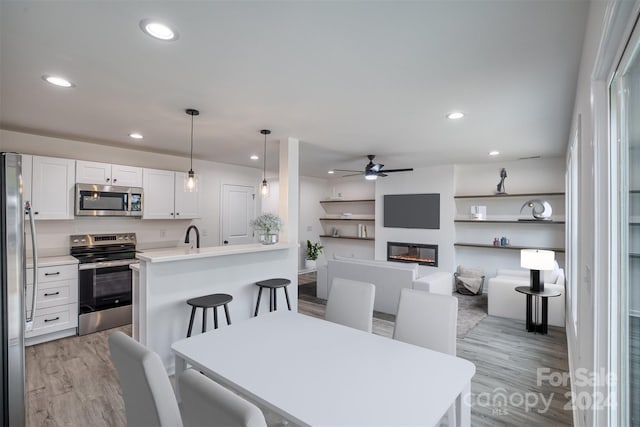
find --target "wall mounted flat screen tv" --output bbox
[384,193,440,229]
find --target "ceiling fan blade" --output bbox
[342,173,364,177]
[333,169,362,173]
[381,168,414,173]
[377,173,388,177]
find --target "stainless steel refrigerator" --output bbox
[1,153,38,426]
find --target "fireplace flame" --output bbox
[389,255,435,263]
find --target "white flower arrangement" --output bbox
[250,213,283,235]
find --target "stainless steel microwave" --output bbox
[75,184,143,217]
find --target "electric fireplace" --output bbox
[387,242,438,267]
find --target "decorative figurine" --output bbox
[496,168,507,194]
[520,199,553,221]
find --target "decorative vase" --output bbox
[259,233,278,245]
[305,259,317,270]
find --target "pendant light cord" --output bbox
[263,133,267,180]
[190,113,194,171]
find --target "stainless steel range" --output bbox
[70,233,137,335]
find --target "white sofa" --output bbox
[316,256,452,315]
[488,267,565,327]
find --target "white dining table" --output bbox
[172,311,475,427]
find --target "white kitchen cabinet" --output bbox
[31,156,75,220]
[142,168,200,219]
[142,168,176,219]
[174,171,200,219]
[112,164,143,187]
[76,160,142,187]
[25,263,78,346]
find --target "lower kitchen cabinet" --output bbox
[25,263,78,346]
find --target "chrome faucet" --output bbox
[184,225,200,249]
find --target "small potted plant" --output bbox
[251,213,283,245]
[305,240,323,269]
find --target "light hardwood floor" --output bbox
[25,299,572,426]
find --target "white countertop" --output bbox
[26,255,78,269]
[136,242,296,263]
[129,263,140,272]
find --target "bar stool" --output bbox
[186,293,232,337]
[254,278,292,317]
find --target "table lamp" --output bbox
[520,249,555,292]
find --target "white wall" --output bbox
[454,158,566,282]
[295,159,565,281]
[299,176,330,269]
[0,129,262,255]
[374,165,455,273]
[321,177,375,261]
[455,157,566,195]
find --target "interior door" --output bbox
[221,184,256,245]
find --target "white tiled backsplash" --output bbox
[26,218,197,257]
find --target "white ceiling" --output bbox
[0,1,589,178]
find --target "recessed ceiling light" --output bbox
[328,170,335,174]
[139,19,178,41]
[447,112,464,120]
[129,133,144,140]
[250,155,259,160]
[489,150,500,156]
[42,75,74,88]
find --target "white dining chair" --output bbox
[179,369,268,427]
[325,277,376,332]
[108,331,183,427]
[393,288,458,424]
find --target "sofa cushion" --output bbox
[333,255,419,272]
[543,261,561,283]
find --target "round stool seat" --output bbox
[186,293,233,337]
[187,293,233,308]
[254,278,292,316]
[255,278,291,289]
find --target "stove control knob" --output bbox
[73,239,79,243]
[129,234,135,240]
[119,236,124,240]
[81,239,86,243]
[124,236,129,240]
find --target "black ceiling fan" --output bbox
[334,155,414,180]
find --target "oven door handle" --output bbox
[79,259,138,270]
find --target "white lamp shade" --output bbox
[520,249,555,270]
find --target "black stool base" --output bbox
[186,293,233,337]
[254,278,292,317]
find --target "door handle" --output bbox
[44,291,60,297]
[44,272,60,276]
[224,240,229,245]
[44,317,60,323]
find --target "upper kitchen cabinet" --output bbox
[174,171,200,219]
[31,156,75,220]
[142,168,200,220]
[76,160,142,187]
[143,168,175,219]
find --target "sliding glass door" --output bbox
[610,24,640,426]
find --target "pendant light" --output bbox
[260,129,271,197]
[184,108,199,192]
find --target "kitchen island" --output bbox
[133,242,297,371]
